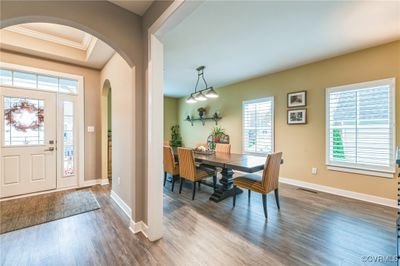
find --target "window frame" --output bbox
[0,67,79,95]
[242,96,275,156]
[325,78,396,178]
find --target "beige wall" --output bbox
[164,96,179,142]
[178,41,400,200]
[0,50,101,181]
[101,53,134,209]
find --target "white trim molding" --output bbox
[110,190,132,219]
[325,78,396,175]
[129,220,149,238]
[5,25,94,51]
[0,62,85,190]
[81,179,109,187]
[100,178,110,185]
[327,166,394,179]
[279,177,396,208]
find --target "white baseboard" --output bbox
[110,190,132,218]
[100,178,110,185]
[81,178,109,187]
[109,191,148,238]
[279,177,397,208]
[129,220,148,238]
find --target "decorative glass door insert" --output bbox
[63,101,74,177]
[4,97,45,146]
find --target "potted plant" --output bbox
[169,125,182,148]
[211,126,224,143]
[209,126,225,150]
[197,107,206,119]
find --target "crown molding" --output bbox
[5,25,95,51]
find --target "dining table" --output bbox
[175,150,282,202]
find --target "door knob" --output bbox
[44,147,55,152]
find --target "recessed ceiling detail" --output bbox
[1,23,115,69]
[5,24,93,50]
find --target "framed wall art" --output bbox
[287,109,307,124]
[287,91,307,108]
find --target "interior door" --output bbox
[1,87,57,198]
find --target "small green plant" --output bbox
[170,125,182,148]
[209,126,225,150]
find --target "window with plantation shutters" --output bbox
[326,78,396,177]
[243,97,274,155]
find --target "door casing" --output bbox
[0,62,85,199]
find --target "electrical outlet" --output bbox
[312,168,318,175]
[118,177,121,185]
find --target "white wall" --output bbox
[101,53,135,211]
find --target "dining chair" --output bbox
[163,145,180,192]
[215,143,231,153]
[177,147,216,200]
[232,152,283,219]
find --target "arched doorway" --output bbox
[0,18,139,228]
[101,80,112,183]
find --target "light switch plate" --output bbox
[311,168,318,175]
[87,126,95,132]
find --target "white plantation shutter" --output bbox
[326,78,395,174]
[243,97,274,154]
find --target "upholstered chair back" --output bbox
[163,146,176,175]
[178,148,197,180]
[215,143,231,153]
[261,152,283,193]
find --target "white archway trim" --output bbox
[138,0,185,242]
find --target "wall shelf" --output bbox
[185,116,222,126]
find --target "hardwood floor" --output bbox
[0,182,396,266]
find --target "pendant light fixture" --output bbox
[186,66,218,103]
[205,87,218,98]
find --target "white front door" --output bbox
[0,87,57,198]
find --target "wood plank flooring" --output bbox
[0,182,396,266]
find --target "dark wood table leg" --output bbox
[210,168,243,202]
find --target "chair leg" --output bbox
[233,185,237,207]
[198,182,201,189]
[163,172,167,187]
[262,194,268,219]
[274,189,280,210]
[248,189,251,199]
[171,177,176,192]
[213,175,217,190]
[179,178,184,194]
[192,182,197,200]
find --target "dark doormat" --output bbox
[0,189,100,234]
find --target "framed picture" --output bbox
[287,91,307,108]
[287,109,307,124]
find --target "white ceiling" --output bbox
[161,1,400,97]
[1,23,115,69]
[108,0,153,16]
